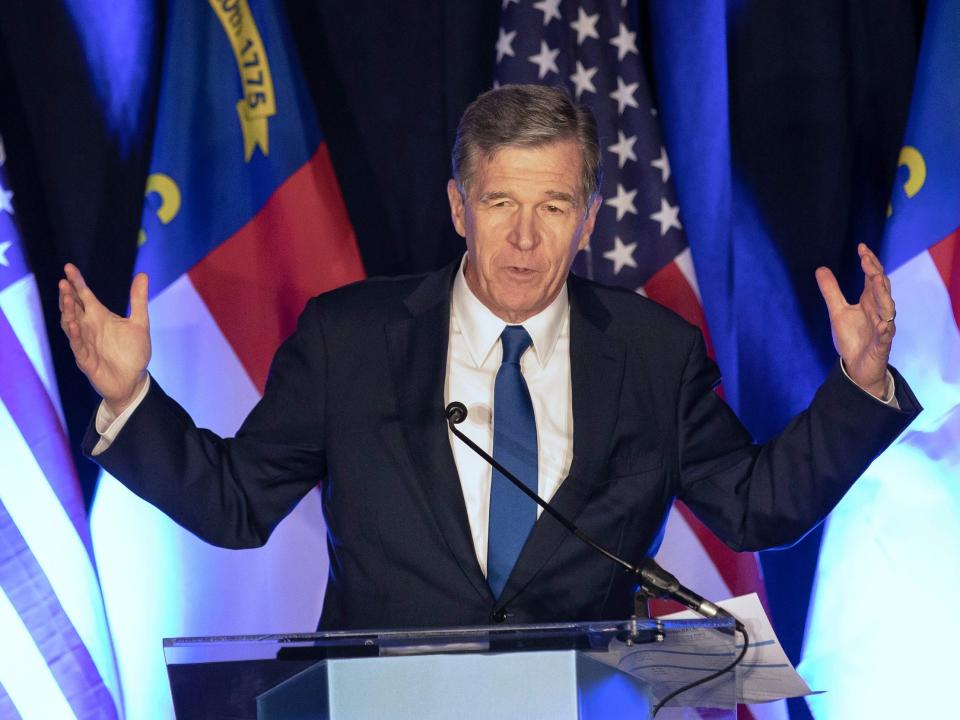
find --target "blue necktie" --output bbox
[487,325,538,599]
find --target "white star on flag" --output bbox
[532,0,561,26]
[651,147,671,182]
[0,240,11,267]
[603,236,638,275]
[610,76,639,115]
[607,131,638,168]
[528,40,560,79]
[650,197,682,235]
[569,61,598,99]
[496,28,517,62]
[570,8,600,45]
[609,22,638,61]
[0,185,13,215]
[605,183,638,221]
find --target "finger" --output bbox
[61,292,100,371]
[60,291,71,328]
[64,263,87,290]
[859,243,886,279]
[63,263,87,296]
[858,244,895,316]
[60,291,82,332]
[870,272,896,322]
[874,315,896,345]
[59,275,85,315]
[815,267,847,315]
[858,242,881,267]
[65,319,91,367]
[63,262,99,309]
[128,273,150,325]
[58,279,71,314]
[860,283,889,329]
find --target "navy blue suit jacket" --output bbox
[86,261,920,629]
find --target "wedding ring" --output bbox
[885,311,896,322]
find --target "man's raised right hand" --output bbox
[59,263,152,416]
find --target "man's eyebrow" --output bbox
[544,190,577,204]
[477,190,579,204]
[478,191,511,203]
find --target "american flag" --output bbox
[496,5,778,716]
[0,137,120,716]
[496,0,699,317]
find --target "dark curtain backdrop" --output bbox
[0,2,923,717]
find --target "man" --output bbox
[60,85,919,630]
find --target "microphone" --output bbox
[639,558,738,625]
[444,401,743,631]
[445,401,468,424]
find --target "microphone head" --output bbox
[445,401,468,424]
[638,557,680,595]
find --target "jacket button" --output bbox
[491,609,507,623]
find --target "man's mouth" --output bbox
[503,265,537,277]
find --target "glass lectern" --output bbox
[164,617,739,719]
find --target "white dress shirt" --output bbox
[445,258,574,578]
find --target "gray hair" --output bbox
[451,84,602,207]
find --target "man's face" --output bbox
[447,140,601,324]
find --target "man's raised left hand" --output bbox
[815,243,896,400]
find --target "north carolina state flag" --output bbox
[90,1,363,716]
[801,1,960,716]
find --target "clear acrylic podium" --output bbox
[164,618,738,719]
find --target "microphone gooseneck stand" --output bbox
[444,401,750,717]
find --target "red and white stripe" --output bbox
[643,248,783,720]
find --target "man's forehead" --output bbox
[471,140,583,197]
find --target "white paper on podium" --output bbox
[589,593,817,705]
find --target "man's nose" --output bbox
[509,207,540,250]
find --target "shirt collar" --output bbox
[451,254,568,369]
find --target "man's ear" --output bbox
[578,195,603,251]
[446,179,467,238]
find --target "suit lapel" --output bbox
[498,277,626,605]
[385,263,493,603]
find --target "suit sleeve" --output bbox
[674,330,921,551]
[82,298,329,549]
